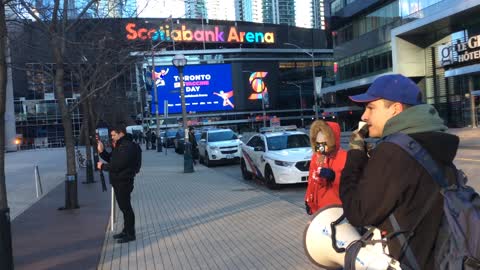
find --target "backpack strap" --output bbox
[383,133,448,270]
[388,214,422,270]
[384,133,448,188]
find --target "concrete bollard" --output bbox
[111,188,116,232]
[34,165,43,198]
[183,142,194,173]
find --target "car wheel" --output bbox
[204,151,211,167]
[265,166,280,190]
[240,158,253,180]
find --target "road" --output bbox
[193,141,480,212]
[197,161,308,209]
[454,147,480,191]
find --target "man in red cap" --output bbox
[340,74,458,269]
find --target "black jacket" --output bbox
[100,136,137,184]
[188,131,197,148]
[340,131,459,270]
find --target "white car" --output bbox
[240,131,312,189]
[198,128,242,167]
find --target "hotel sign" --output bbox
[125,22,276,44]
[439,35,480,67]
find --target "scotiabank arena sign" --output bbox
[125,22,276,44]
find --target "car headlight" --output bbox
[274,160,295,167]
[209,145,219,150]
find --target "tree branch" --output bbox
[64,0,98,32]
[18,0,51,32]
[68,65,129,113]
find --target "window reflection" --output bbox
[399,0,443,17]
[333,0,444,46]
[335,1,400,45]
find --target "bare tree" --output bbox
[12,0,98,209]
[13,0,140,209]
[67,34,141,183]
[0,0,13,268]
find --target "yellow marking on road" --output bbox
[456,158,480,162]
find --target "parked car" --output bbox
[198,128,241,166]
[174,131,201,154]
[240,130,312,189]
[164,129,179,148]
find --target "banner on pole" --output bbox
[315,77,323,97]
[164,100,169,117]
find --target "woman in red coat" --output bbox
[304,120,347,215]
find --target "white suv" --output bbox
[198,128,242,167]
[240,131,312,189]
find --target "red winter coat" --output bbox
[305,122,347,215]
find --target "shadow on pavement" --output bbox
[12,170,110,270]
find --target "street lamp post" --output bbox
[151,41,163,152]
[284,42,319,119]
[172,54,194,173]
[286,82,304,128]
[261,94,266,128]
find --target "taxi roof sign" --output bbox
[259,125,297,133]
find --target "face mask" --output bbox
[315,142,327,154]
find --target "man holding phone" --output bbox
[97,124,138,243]
[340,74,458,269]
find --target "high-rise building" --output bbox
[251,0,263,23]
[206,0,236,21]
[185,0,207,19]
[295,0,312,28]
[263,0,296,26]
[79,0,138,18]
[185,0,236,21]
[137,0,185,18]
[235,0,263,23]
[311,0,326,29]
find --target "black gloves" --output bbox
[319,168,336,183]
[305,202,312,215]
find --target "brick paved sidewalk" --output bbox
[97,150,317,270]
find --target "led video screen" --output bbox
[150,64,234,114]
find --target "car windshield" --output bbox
[166,130,177,137]
[267,134,310,150]
[208,131,237,142]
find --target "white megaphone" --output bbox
[303,205,402,270]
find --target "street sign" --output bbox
[270,116,280,127]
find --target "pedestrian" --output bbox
[304,120,347,215]
[97,124,138,244]
[150,131,157,150]
[133,131,138,143]
[340,74,458,269]
[188,127,198,164]
[145,129,151,150]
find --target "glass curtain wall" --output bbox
[334,1,400,46]
[399,0,444,17]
